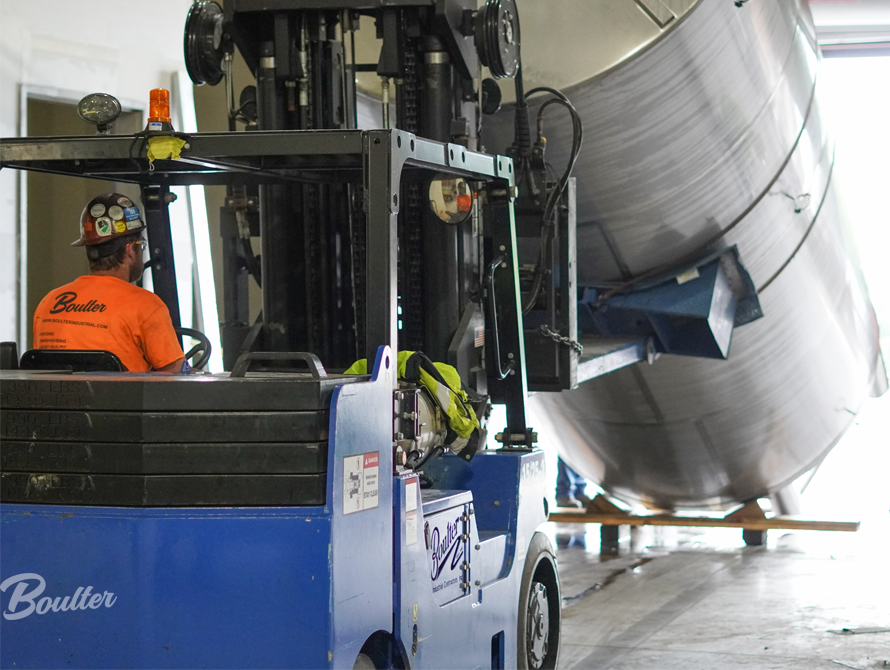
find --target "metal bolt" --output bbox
[499,245,506,251]
[507,353,514,359]
[493,500,500,507]
[475,580,481,586]
[475,544,481,550]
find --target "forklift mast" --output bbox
[176,0,577,439]
[210,0,486,367]
[0,2,586,667]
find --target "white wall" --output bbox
[0,0,194,343]
[809,0,890,27]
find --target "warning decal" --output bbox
[343,451,380,515]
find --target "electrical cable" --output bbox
[525,86,569,102]
[521,90,583,314]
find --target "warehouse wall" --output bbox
[0,0,193,345]
[24,101,144,347]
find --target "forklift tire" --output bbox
[353,653,376,670]
[517,531,561,669]
[355,630,407,669]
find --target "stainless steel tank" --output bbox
[489,0,886,508]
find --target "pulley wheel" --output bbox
[184,0,228,86]
[475,0,520,79]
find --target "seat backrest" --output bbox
[19,349,127,372]
[0,342,19,370]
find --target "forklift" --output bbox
[0,2,762,667]
[0,1,572,667]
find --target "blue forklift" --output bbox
[0,2,760,667]
[1,1,566,667]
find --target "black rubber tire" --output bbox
[517,531,561,669]
[352,653,376,670]
[355,631,406,670]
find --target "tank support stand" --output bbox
[550,495,860,550]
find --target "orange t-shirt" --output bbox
[33,275,184,372]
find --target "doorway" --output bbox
[24,97,142,347]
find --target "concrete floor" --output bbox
[547,393,890,670]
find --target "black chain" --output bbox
[539,325,583,355]
[398,18,425,350]
[351,185,366,358]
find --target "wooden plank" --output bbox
[547,510,860,532]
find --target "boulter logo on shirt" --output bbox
[49,292,108,314]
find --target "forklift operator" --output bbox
[32,193,185,373]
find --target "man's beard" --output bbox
[129,256,145,283]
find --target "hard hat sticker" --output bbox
[123,207,140,222]
[95,217,112,237]
[90,203,106,217]
[117,197,132,207]
[108,205,124,220]
[126,219,142,230]
[114,220,127,233]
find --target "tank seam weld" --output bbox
[588,69,820,305]
[756,147,835,293]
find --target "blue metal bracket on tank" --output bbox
[578,246,762,360]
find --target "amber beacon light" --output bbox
[148,88,172,124]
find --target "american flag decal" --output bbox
[474,327,485,348]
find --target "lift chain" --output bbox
[539,324,583,355]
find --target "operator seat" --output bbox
[18,349,126,372]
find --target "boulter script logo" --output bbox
[0,573,117,621]
[429,515,464,581]
[49,292,108,314]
